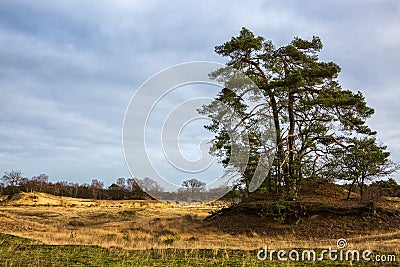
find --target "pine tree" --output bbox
[200,28,389,200]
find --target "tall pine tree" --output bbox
[200,28,390,200]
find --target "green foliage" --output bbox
[272,200,288,223]
[69,231,77,239]
[372,178,400,197]
[215,27,264,58]
[1,186,21,197]
[163,238,177,245]
[256,200,290,223]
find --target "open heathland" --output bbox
[0,180,399,266]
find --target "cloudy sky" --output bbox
[1,0,399,186]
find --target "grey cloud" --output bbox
[0,0,399,184]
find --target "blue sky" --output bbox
[0,0,399,185]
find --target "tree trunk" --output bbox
[359,177,365,201]
[347,179,356,199]
[288,91,297,199]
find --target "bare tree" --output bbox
[126,178,137,192]
[32,173,49,191]
[135,177,162,194]
[91,179,104,199]
[2,170,24,187]
[69,182,79,198]
[116,177,126,189]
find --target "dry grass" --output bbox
[0,192,399,256]
[2,191,98,206]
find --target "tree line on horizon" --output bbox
[0,170,238,202]
[1,170,399,202]
[0,170,148,200]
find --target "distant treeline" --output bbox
[0,170,149,200]
[1,170,399,201]
[0,170,239,202]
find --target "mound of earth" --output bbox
[1,192,97,207]
[205,201,400,239]
[205,179,400,240]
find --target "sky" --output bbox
[0,0,399,186]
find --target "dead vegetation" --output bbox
[0,182,399,256]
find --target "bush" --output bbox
[2,186,21,197]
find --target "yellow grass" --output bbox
[0,192,399,255]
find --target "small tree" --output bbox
[182,178,206,193]
[326,137,399,200]
[181,178,206,202]
[1,170,24,195]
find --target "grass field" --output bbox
[0,192,399,266]
[0,233,392,266]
